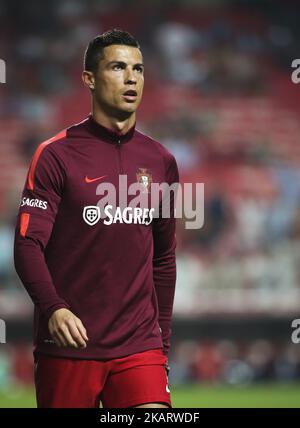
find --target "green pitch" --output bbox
[0,384,300,408]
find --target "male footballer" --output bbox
[14,29,179,408]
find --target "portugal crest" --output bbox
[136,168,152,193]
[83,206,101,226]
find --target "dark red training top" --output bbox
[14,114,179,361]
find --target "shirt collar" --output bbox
[87,113,136,144]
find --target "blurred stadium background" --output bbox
[1,0,300,407]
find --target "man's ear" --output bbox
[82,70,95,90]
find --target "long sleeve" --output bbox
[14,141,70,321]
[152,153,179,357]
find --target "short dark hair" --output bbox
[84,29,140,72]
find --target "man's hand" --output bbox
[48,308,89,349]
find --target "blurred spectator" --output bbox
[0,350,12,390]
[192,342,223,383]
[246,340,275,381]
[0,218,14,287]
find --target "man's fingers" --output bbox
[49,325,62,347]
[74,318,89,342]
[53,329,68,347]
[60,324,79,348]
[67,319,86,348]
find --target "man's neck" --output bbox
[92,107,136,135]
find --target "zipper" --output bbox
[116,139,123,174]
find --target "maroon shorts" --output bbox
[34,348,171,408]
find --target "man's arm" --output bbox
[152,153,179,358]
[14,141,88,348]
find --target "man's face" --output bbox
[92,44,144,117]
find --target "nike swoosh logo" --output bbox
[85,175,107,183]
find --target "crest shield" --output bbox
[83,206,101,226]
